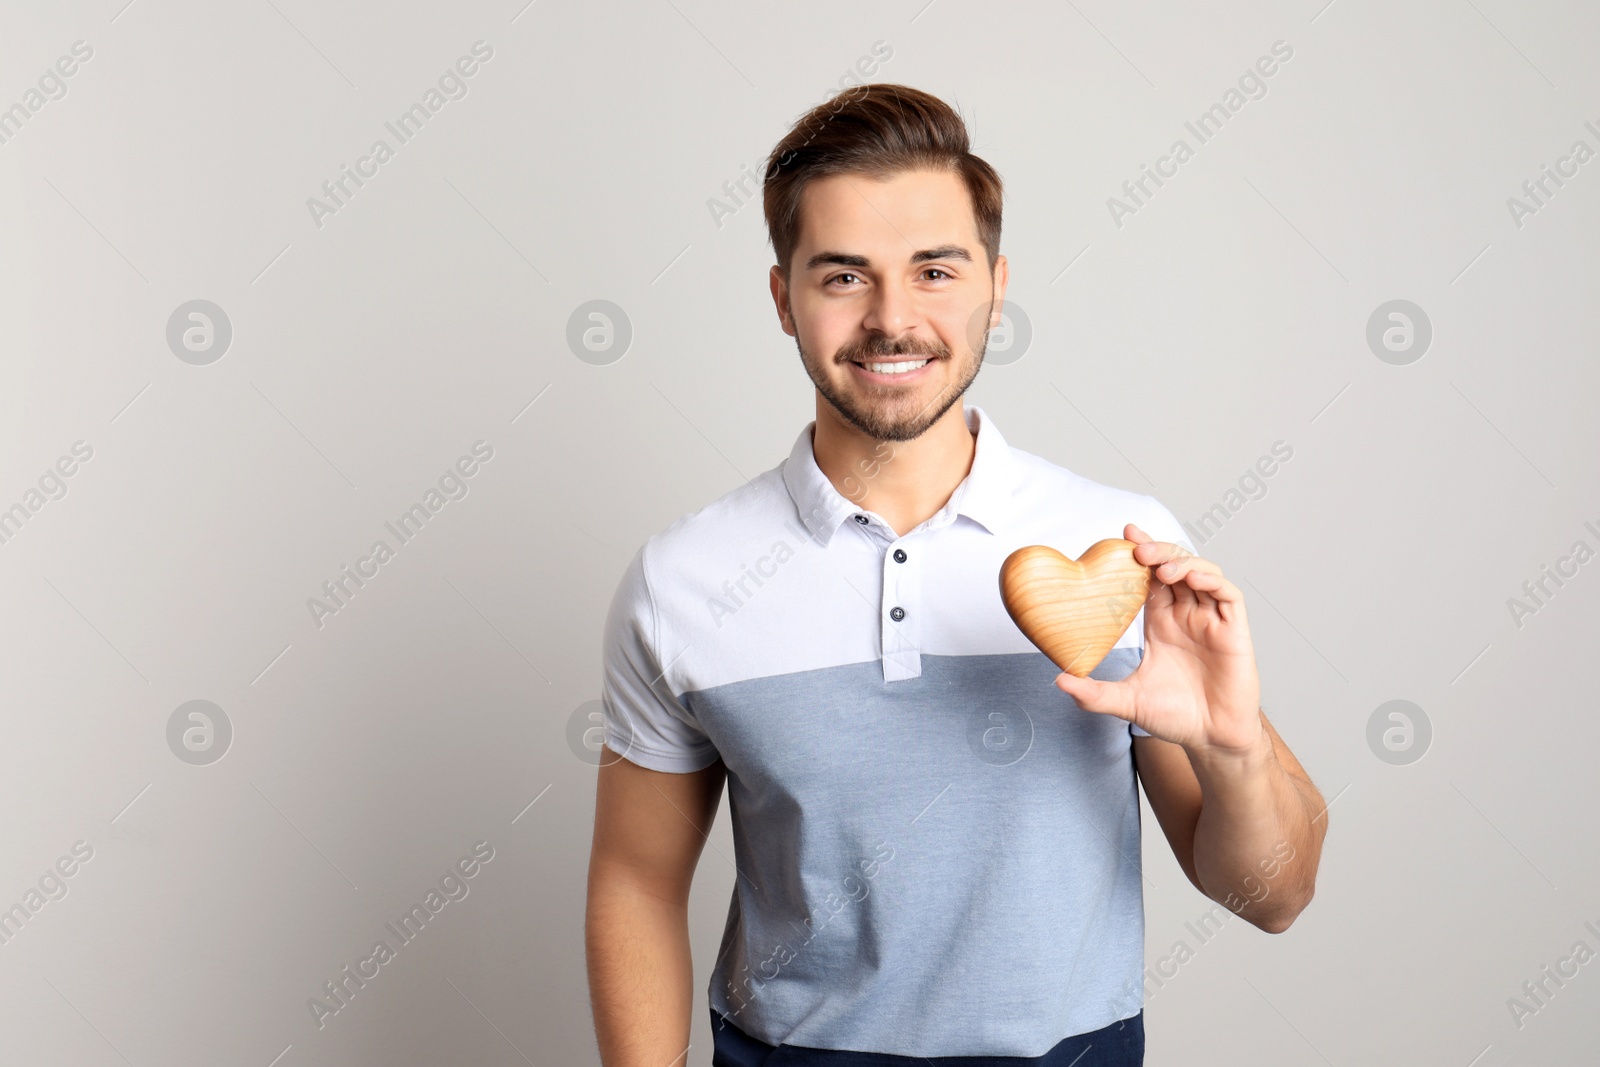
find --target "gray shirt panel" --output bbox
[689,647,1146,1057]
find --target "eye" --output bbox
[924,268,949,280]
[826,272,862,288]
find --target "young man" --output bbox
[586,83,1326,1066]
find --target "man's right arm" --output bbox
[586,745,727,1066]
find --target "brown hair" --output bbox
[761,83,1003,278]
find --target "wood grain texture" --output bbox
[998,538,1151,677]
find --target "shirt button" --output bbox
[893,549,907,563]
[889,606,906,621]
[854,515,869,525]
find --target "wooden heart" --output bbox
[998,538,1150,677]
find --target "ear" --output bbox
[769,264,796,337]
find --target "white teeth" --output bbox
[862,359,929,374]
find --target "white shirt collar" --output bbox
[781,404,1016,546]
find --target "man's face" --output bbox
[771,168,1008,442]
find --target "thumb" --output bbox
[1054,671,1137,720]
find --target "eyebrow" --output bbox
[802,244,974,271]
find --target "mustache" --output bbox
[837,336,949,362]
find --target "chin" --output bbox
[832,394,954,442]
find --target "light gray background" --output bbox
[2,0,1597,1064]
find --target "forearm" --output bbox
[586,866,696,1066]
[1186,722,1324,932]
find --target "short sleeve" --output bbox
[599,545,720,773]
[1127,500,1199,740]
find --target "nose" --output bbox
[862,274,915,337]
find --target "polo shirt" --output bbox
[598,403,1196,1059]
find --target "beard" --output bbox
[796,306,989,443]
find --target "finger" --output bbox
[1134,538,1199,569]
[1151,553,1222,585]
[1176,565,1243,606]
[1054,671,1137,720]
[1136,543,1177,572]
[1168,570,1200,611]
[1124,523,1153,545]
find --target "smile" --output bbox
[849,357,934,381]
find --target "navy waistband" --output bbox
[709,1009,1144,1066]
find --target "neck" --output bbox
[811,399,977,538]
